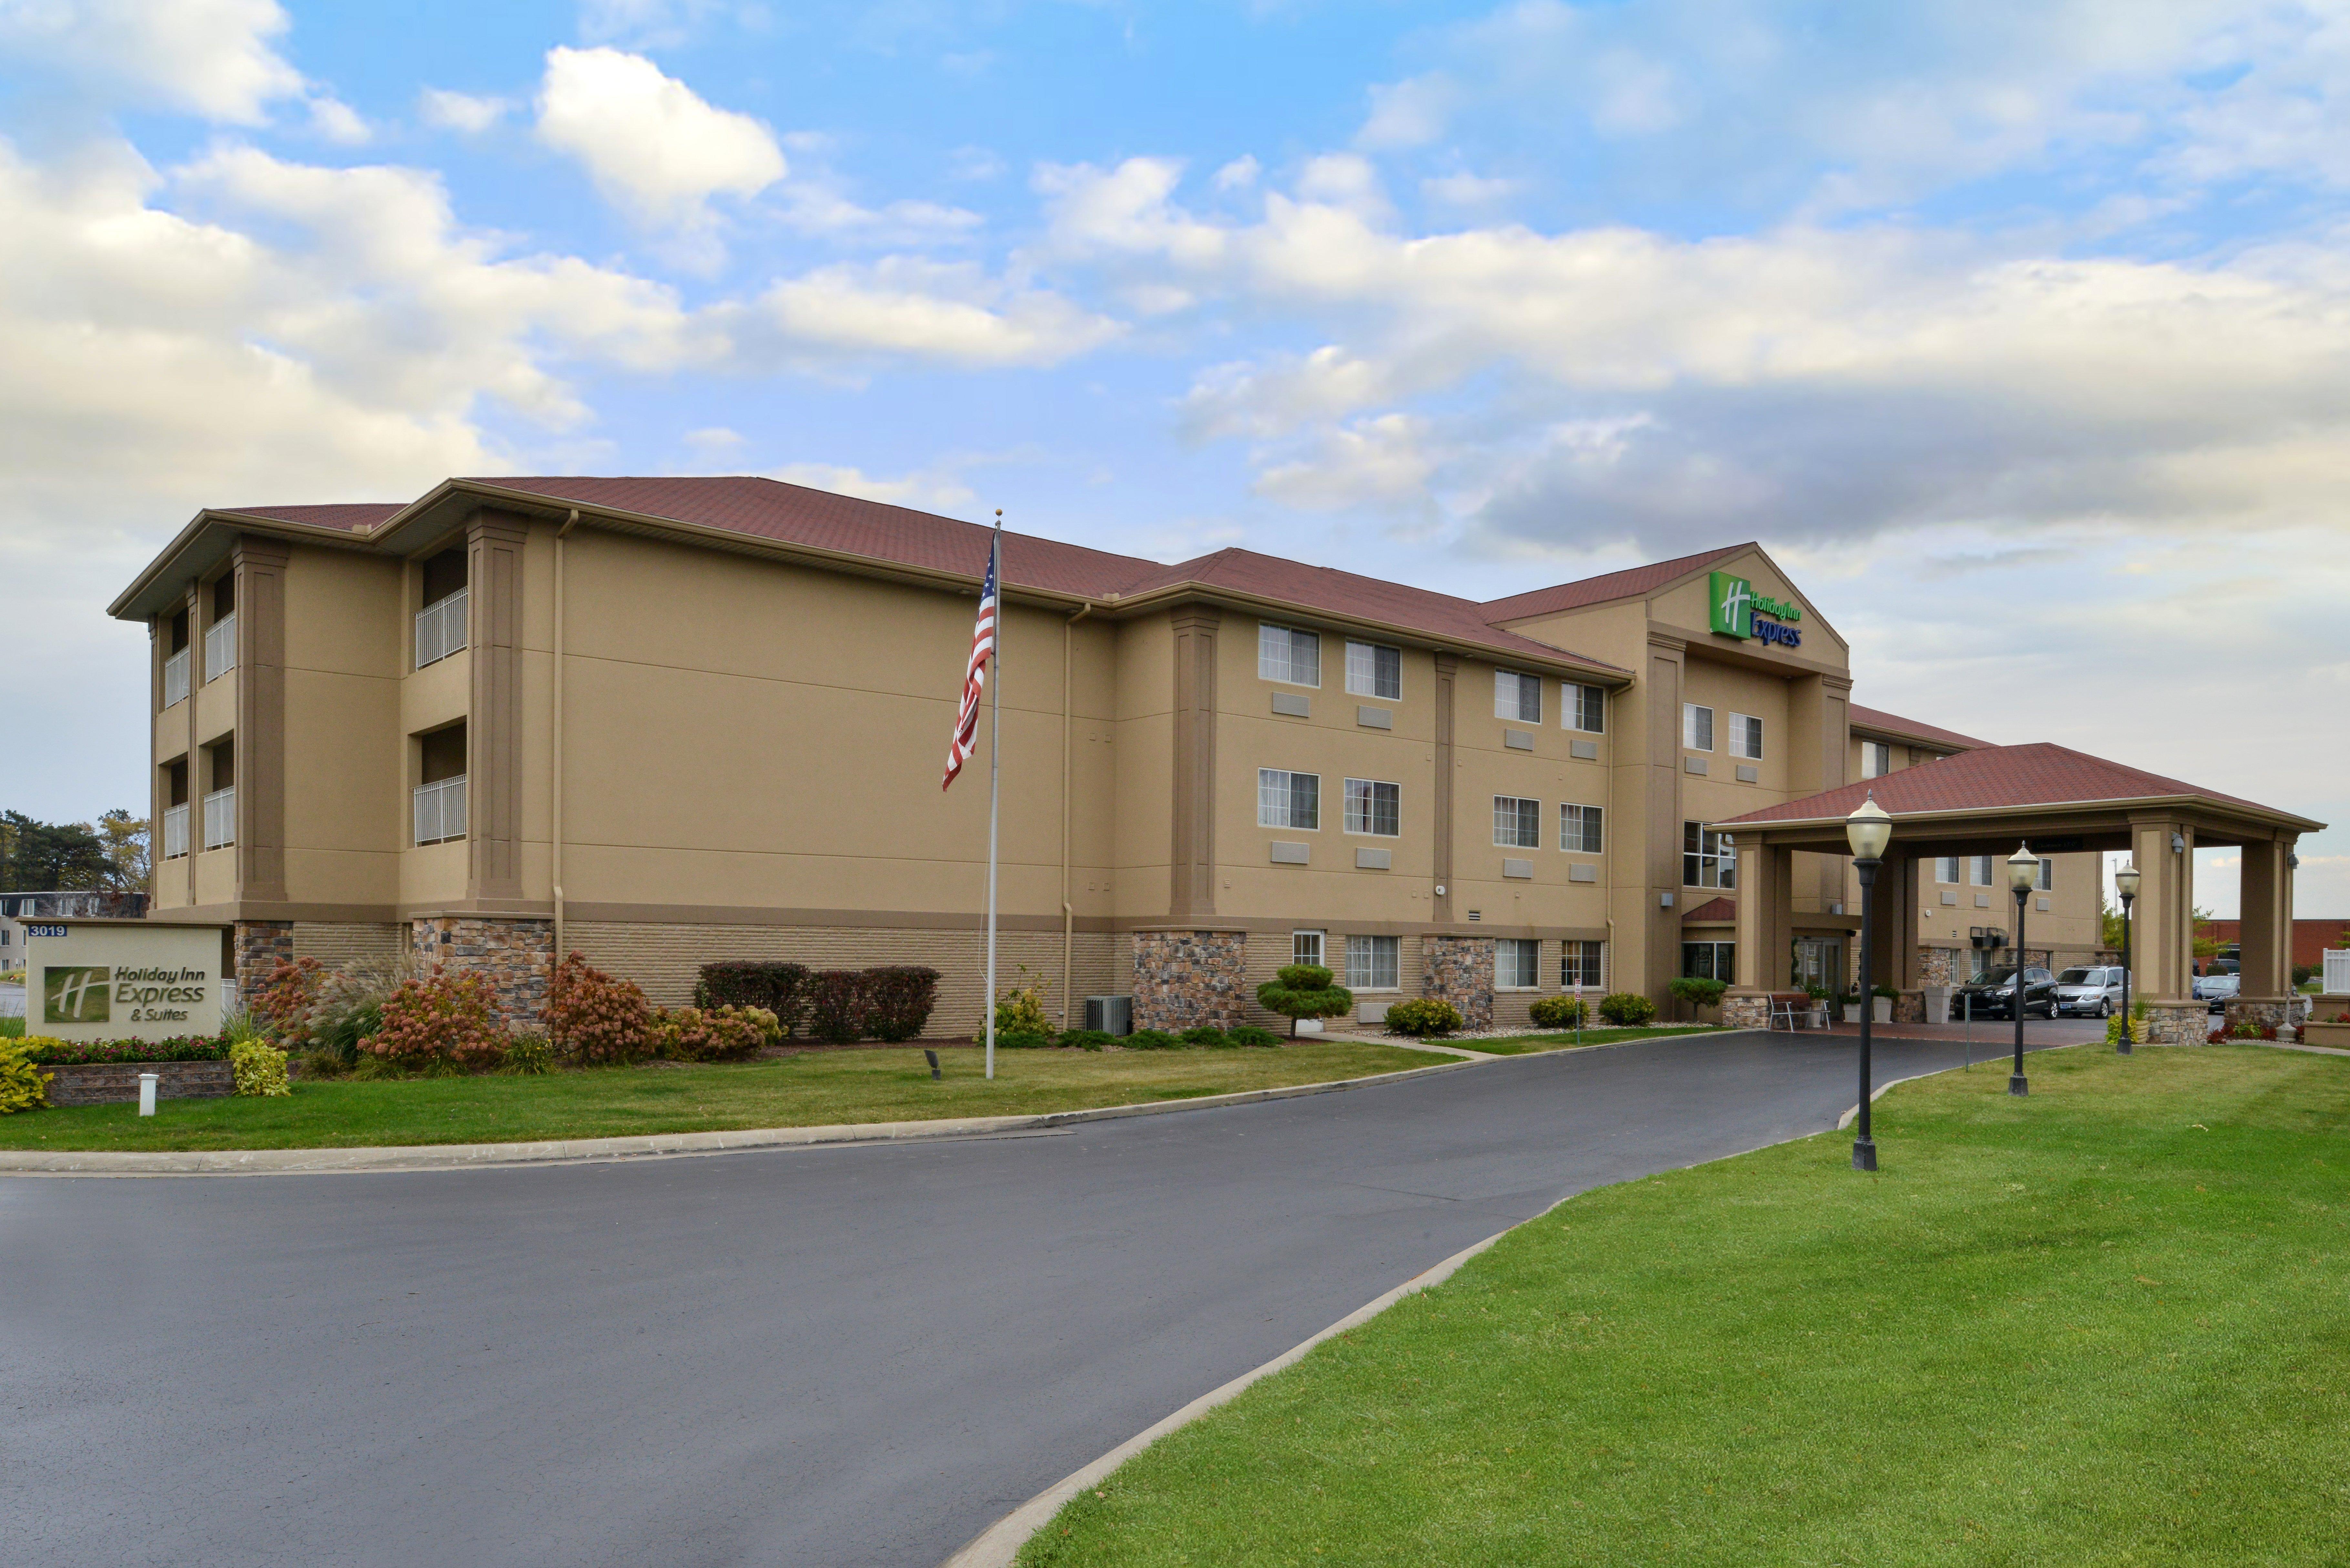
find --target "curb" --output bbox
[0,1055,1482,1178]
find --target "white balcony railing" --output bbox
[202,787,236,851]
[415,589,469,670]
[163,648,189,708]
[162,803,189,860]
[414,775,468,846]
[204,613,237,681]
[2326,949,2350,996]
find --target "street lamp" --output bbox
[2006,842,2041,1096]
[1846,795,1893,1172]
[2114,862,2140,1054]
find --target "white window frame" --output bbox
[1565,681,1605,733]
[1683,822,1736,889]
[1560,940,1606,989]
[1257,768,1321,831]
[1344,640,1401,701]
[1728,712,1763,759]
[1560,803,1603,854]
[1258,623,1322,687]
[1292,929,1325,969]
[1494,669,1542,723]
[2037,857,2055,892]
[1935,856,1961,884]
[1497,937,1541,990]
[1861,740,1891,779]
[1343,778,1401,837]
[1971,855,1995,886]
[1683,703,1714,752]
[1344,934,1400,991]
[1493,795,1541,849]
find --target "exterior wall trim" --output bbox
[231,535,292,904]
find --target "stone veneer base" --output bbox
[1422,936,1496,1031]
[2142,1001,2208,1045]
[412,916,554,1025]
[1131,931,1249,1031]
[1720,991,1772,1030]
[43,1059,234,1106]
[232,920,295,998]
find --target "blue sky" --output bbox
[4,0,2346,915]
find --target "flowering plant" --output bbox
[547,952,652,1063]
[252,958,328,1047]
[370,970,507,1067]
[652,1004,781,1062]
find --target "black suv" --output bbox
[1953,965,2059,1021]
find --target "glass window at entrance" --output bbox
[1683,822,1735,888]
[1682,941,1734,981]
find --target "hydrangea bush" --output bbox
[370,970,507,1068]
[547,952,653,1063]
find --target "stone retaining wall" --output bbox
[43,1059,233,1106]
[2223,997,2292,1034]
[1721,990,1772,1029]
[1132,931,1249,1030]
[2143,1001,2207,1045]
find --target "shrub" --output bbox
[865,967,940,1042]
[1528,996,1588,1029]
[230,1039,291,1097]
[996,1028,1054,1050]
[806,971,872,1044]
[1599,991,1658,1026]
[981,966,1053,1042]
[1058,1028,1114,1052]
[548,952,652,1064]
[500,1034,555,1075]
[19,1034,232,1065]
[1228,1025,1282,1047]
[1124,1028,1178,1051]
[1385,997,1465,1036]
[303,954,415,1063]
[2104,1013,2145,1048]
[371,970,507,1068]
[1,1041,52,1113]
[1255,963,1356,1037]
[252,957,327,1048]
[292,1047,347,1080]
[1669,976,1727,1015]
[653,1004,780,1062]
[694,961,812,1035]
[1181,1025,1232,1048]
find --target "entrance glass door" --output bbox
[1792,938,1844,993]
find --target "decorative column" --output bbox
[1431,653,1457,926]
[1422,936,1494,1029]
[1640,634,1687,1004]
[1166,610,1220,923]
[1725,839,1790,1029]
[2227,837,2294,1033]
[231,535,291,905]
[2130,816,2202,1043]
[1130,930,1247,1030]
[466,511,530,902]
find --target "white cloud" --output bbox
[534,46,785,227]
[0,0,303,122]
[747,258,1123,370]
[418,87,512,134]
[767,461,976,512]
[1421,170,1520,207]
[1252,414,1436,514]
[1212,155,1260,192]
[306,95,370,145]
[1356,73,1453,150]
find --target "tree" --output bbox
[0,810,114,891]
[2191,905,2221,962]
[1255,963,1355,1038]
[2099,899,2128,951]
[95,809,150,891]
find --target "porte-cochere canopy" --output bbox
[1710,743,2324,1014]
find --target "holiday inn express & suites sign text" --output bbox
[24,921,224,1042]
[1709,571,1803,648]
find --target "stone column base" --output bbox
[1422,935,1496,1030]
[1893,990,1925,1024]
[1131,931,1249,1031]
[232,920,295,999]
[2142,1000,2208,1045]
[1721,989,1772,1029]
[2223,996,2291,1036]
[412,916,554,1026]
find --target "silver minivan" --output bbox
[2054,965,2127,1018]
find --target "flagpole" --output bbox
[984,511,1003,1082]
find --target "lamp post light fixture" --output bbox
[2006,842,2041,1096]
[2113,861,2141,1054]
[1846,795,1894,1172]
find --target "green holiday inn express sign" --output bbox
[1709,571,1804,648]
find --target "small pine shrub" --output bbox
[865,967,940,1042]
[1528,996,1589,1029]
[1180,1025,1231,1048]
[548,952,653,1063]
[1058,1029,1114,1052]
[1255,963,1355,1036]
[996,1028,1054,1050]
[1227,1025,1282,1047]
[0,1041,52,1113]
[1599,991,1658,1026]
[693,961,811,1035]
[1125,1028,1178,1051]
[500,1035,556,1075]
[806,971,871,1044]
[371,971,508,1068]
[1668,976,1727,1014]
[230,1039,292,1097]
[1385,997,1465,1036]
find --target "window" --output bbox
[1861,740,1891,778]
[1561,941,1606,989]
[1292,930,1325,969]
[1494,669,1542,722]
[415,546,470,671]
[1970,855,1995,886]
[1493,795,1541,849]
[1728,712,1763,759]
[1560,803,1603,854]
[1345,934,1399,990]
[1684,703,1714,751]
[1344,778,1401,837]
[415,722,468,846]
[1683,822,1736,888]
[1682,941,1736,981]
[1935,856,1961,884]
[1565,681,1606,733]
[1497,938,1540,989]
[1345,640,1401,701]
[1259,623,1321,686]
[1258,768,1320,830]
[2037,857,2055,892]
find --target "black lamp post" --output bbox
[2114,861,2140,1054]
[1847,796,1893,1171]
[2007,842,2041,1096]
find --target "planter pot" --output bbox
[1873,998,1894,1023]
[1842,1004,1862,1024]
[2300,1020,2350,1049]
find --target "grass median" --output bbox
[1022,1045,2350,1566]
[0,1041,1439,1153]
[1469,1024,1720,1056]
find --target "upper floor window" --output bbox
[1493,795,1541,849]
[1561,803,1603,854]
[1345,640,1401,701]
[1683,703,1715,751]
[1728,712,1763,759]
[1970,855,1995,886]
[1258,768,1320,830]
[415,546,471,670]
[203,573,237,683]
[1497,938,1540,989]
[1344,779,1401,837]
[1683,822,1735,888]
[1565,682,1605,734]
[1936,856,1961,884]
[1494,669,1542,723]
[1258,623,1321,687]
[1861,740,1891,778]
[162,608,190,709]
[2037,857,2055,892]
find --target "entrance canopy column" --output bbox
[2236,836,2296,1015]
[2128,816,2194,1003]
[1725,840,1793,1027]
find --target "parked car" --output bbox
[1953,965,2059,1021]
[2054,965,2127,1018]
[2197,972,2241,1012]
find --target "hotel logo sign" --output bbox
[43,965,112,1024]
[1709,571,1803,649]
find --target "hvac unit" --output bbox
[1083,995,1134,1036]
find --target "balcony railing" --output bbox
[414,775,468,846]
[2327,949,2350,996]
[203,613,237,681]
[415,589,469,670]
[163,648,189,708]
[162,803,189,860]
[202,787,235,851]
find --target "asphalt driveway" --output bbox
[1,1028,2069,1567]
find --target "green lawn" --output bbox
[0,1041,1437,1152]
[1022,1046,2350,1567]
[1470,1024,1720,1056]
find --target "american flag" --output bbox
[941,528,1000,790]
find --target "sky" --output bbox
[3,0,2346,919]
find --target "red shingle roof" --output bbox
[1682,896,1738,923]
[1480,544,1748,622]
[225,503,404,531]
[1715,742,2283,827]
[1849,703,1990,752]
